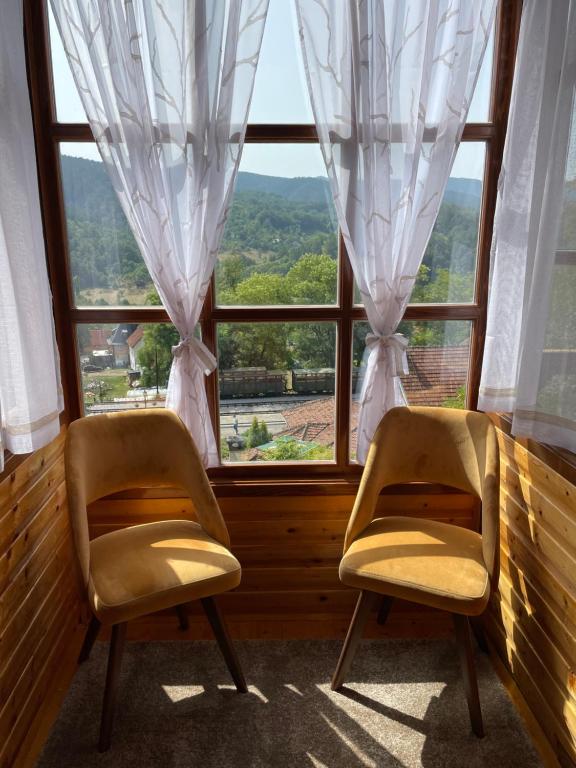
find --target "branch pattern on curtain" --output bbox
[479,0,576,453]
[295,0,496,463]
[0,0,63,471]
[51,0,269,466]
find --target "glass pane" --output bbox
[77,322,178,415]
[60,144,157,307]
[217,322,336,462]
[353,142,485,305]
[412,143,485,304]
[216,145,337,306]
[351,320,471,459]
[49,6,87,123]
[468,24,495,123]
[248,0,313,124]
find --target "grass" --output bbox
[82,371,129,401]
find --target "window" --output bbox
[30,0,518,477]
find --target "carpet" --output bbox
[37,639,542,767]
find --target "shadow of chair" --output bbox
[331,406,500,737]
[66,408,246,751]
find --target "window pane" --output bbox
[353,143,485,306]
[216,145,337,306]
[48,7,87,123]
[468,24,495,123]
[60,144,157,307]
[217,322,336,462]
[351,320,471,459]
[412,144,485,304]
[248,0,313,124]
[77,322,178,415]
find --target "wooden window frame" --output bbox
[22,0,522,482]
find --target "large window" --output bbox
[29,0,518,476]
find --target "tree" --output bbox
[137,323,179,389]
[442,386,466,409]
[285,253,337,304]
[244,417,271,448]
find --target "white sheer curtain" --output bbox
[296,0,496,463]
[479,1,576,453]
[51,0,268,466]
[0,0,63,471]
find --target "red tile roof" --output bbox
[88,329,111,351]
[401,344,469,405]
[127,326,144,348]
[270,344,470,453]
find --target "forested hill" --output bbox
[61,153,483,297]
[60,154,482,221]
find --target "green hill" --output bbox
[60,154,481,303]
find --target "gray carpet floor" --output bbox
[37,639,542,767]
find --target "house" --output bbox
[107,323,138,368]
[126,325,144,372]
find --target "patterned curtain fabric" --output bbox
[295,0,496,463]
[479,0,576,452]
[0,0,63,470]
[51,0,269,466]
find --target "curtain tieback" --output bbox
[171,335,217,375]
[365,332,409,377]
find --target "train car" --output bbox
[291,368,335,394]
[220,367,287,398]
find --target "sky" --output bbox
[49,0,493,181]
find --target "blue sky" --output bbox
[50,0,492,181]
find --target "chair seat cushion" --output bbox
[339,516,490,616]
[88,520,241,624]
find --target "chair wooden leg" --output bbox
[78,614,101,664]
[98,622,127,752]
[453,614,484,737]
[377,596,394,626]
[201,597,247,693]
[331,590,377,691]
[176,604,189,631]
[470,616,489,654]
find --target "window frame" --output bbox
[23,0,522,481]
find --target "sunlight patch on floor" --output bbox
[161,685,204,703]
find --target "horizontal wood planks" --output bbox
[0,430,81,768]
[88,486,478,641]
[485,429,576,767]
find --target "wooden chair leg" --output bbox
[470,616,490,654]
[201,597,247,693]
[78,614,101,664]
[453,614,484,738]
[98,622,127,752]
[331,590,377,691]
[176,604,189,631]
[377,596,394,626]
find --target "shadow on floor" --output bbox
[37,638,542,768]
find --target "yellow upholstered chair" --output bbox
[66,409,245,751]
[333,406,499,737]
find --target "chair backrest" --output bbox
[65,409,230,589]
[345,406,500,584]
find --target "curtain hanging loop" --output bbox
[365,332,409,377]
[171,335,217,376]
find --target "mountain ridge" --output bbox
[60,154,483,222]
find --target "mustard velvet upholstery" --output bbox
[340,517,489,615]
[341,406,499,615]
[65,409,238,625]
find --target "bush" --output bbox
[244,417,271,448]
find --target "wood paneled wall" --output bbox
[89,484,479,641]
[485,429,576,767]
[0,431,81,768]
